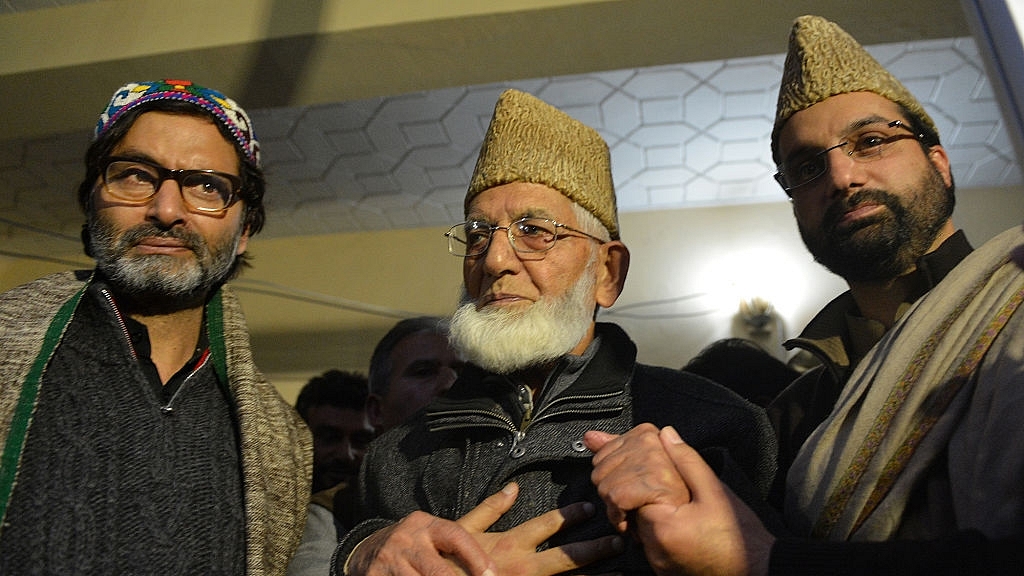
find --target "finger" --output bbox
[457,482,519,532]
[582,429,618,454]
[505,500,596,547]
[533,534,626,575]
[658,426,717,502]
[425,518,497,576]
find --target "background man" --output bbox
[586,16,1024,575]
[333,88,777,576]
[296,369,375,495]
[0,80,311,574]
[290,369,374,576]
[366,315,462,432]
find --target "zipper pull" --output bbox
[517,384,534,432]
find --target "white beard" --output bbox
[449,255,598,374]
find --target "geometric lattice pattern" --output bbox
[254,35,1020,237]
[0,35,1018,256]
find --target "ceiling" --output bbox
[1,0,1016,267]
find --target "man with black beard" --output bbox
[766,21,965,498]
[0,80,311,575]
[585,16,1024,576]
[332,89,778,576]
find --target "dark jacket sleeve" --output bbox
[631,365,783,532]
[769,531,1023,576]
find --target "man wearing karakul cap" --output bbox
[0,79,311,575]
[333,88,777,576]
[586,15,1024,575]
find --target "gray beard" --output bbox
[448,256,598,374]
[88,215,242,307]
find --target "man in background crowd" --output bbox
[296,369,375,496]
[289,369,374,575]
[366,316,462,432]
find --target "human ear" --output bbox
[927,145,953,189]
[595,241,630,309]
[365,394,384,431]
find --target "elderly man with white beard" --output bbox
[332,89,779,576]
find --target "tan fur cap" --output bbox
[466,89,619,240]
[771,15,938,161]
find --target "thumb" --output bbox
[657,426,722,502]
[456,482,518,532]
[582,430,618,452]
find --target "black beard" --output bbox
[800,168,952,283]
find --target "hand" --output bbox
[346,483,624,576]
[586,425,774,576]
[457,482,625,576]
[344,509,494,576]
[586,423,691,533]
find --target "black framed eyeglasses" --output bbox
[100,156,243,214]
[445,217,606,257]
[773,119,925,196]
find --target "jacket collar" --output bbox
[426,322,636,415]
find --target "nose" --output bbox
[480,227,521,276]
[436,366,458,393]
[145,179,188,227]
[821,146,866,196]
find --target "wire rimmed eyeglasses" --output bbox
[773,119,925,196]
[100,156,243,214]
[445,217,606,257]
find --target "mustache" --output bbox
[116,224,205,253]
[823,189,901,231]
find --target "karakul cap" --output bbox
[771,15,937,162]
[466,89,619,240]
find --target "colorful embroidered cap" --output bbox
[771,15,938,162]
[95,79,261,167]
[466,89,619,240]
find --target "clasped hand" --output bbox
[344,482,623,576]
[584,424,774,576]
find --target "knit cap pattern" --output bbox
[466,89,619,240]
[772,15,938,160]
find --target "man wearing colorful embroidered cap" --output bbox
[0,79,311,574]
[585,15,1024,575]
[333,89,777,576]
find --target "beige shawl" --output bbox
[786,227,1024,540]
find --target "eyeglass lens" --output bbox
[775,120,916,192]
[103,159,237,211]
[447,218,559,256]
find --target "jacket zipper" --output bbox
[161,349,211,414]
[99,288,137,361]
[429,387,623,455]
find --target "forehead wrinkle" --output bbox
[465,205,560,224]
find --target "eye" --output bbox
[792,156,826,181]
[405,361,440,378]
[850,132,888,154]
[183,173,232,199]
[463,222,493,248]
[515,219,555,237]
[108,162,158,186]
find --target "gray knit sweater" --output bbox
[0,271,312,575]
